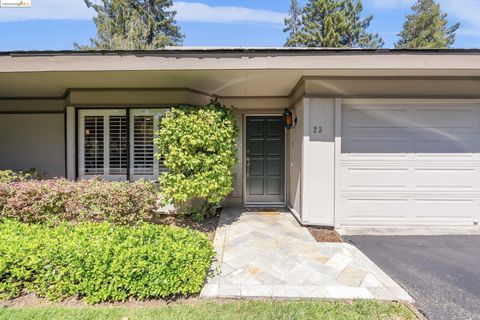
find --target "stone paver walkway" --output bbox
[201,208,413,301]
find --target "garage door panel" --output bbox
[343,105,479,134]
[346,199,407,219]
[342,136,409,155]
[343,135,479,156]
[339,102,480,227]
[415,169,476,189]
[414,107,476,130]
[415,136,478,154]
[344,108,409,131]
[345,168,408,189]
[339,196,479,225]
[413,199,476,219]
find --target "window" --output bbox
[130,109,168,181]
[78,109,167,181]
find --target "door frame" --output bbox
[243,113,287,207]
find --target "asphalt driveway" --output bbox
[345,235,480,320]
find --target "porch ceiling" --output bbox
[2,68,480,99]
[0,70,304,98]
[1,49,480,99]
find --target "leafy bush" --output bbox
[155,99,239,219]
[0,178,158,225]
[0,168,45,183]
[0,220,214,304]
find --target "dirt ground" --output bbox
[0,294,225,308]
[154,213,220,241]
[308,227,343,243]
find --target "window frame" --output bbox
[129,108,169,181]
[78,109,127,181]
[77,108,169,181]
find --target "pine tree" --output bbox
[75,0,183,50]
[396,0,459,48]
[284,0,383,48]
[342,0,384,48]
[284,0,303,47]
[300,0,347,47]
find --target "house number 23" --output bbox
[313,126,322,134]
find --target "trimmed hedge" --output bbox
[0,220,214,304]
[0,178,158,225]
[0,169,45,184]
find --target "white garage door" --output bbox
[338,102,480,227]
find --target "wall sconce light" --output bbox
[283,108,297,130]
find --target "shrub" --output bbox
[155,99,239,219]
[0,220,214,304]
[0,168,45,183]
[0,178,158,225]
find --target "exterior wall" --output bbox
[0,100,64,113]
[0,113,65,177]
[224,114,243,207]
[301,98,335,225]
[66,107,76,179]
[288,100,303,218]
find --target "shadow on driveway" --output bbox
[345,235,480,320]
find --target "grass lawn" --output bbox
[0,300,416,320]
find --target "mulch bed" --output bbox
[0,294,226,308]
[154,213,220,242]
[308,227,343,243]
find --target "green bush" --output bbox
[0,169,45,183]
[155,99,239,219]
[0,220,214,304]
[0,178,158,225]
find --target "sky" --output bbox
[0,0,479,51]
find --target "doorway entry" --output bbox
[245,116,285,205]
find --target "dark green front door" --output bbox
[246,116,285,204]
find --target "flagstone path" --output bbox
[201,208,413,301]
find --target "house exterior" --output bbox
[1,47,480,230]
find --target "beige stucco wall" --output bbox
[0,113,65,177]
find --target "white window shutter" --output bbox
[130,109,168,181]
[83,116,104,175]
[78,109,167,181]
[78,110,127,181]
[133,115,155,176]
[108,115,128,176]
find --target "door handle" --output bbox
[246,158,250,177]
